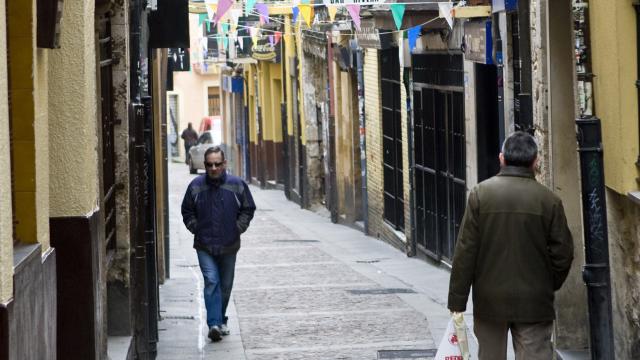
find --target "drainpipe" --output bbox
[354,43,368,233]
[576,117,615,360]
[634,3,640,183]
[327,32,338,223]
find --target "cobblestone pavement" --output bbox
[157,162,483,360]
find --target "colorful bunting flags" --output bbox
[408,25,421,52]
[213,0,233,24]
[328,5,338,22]
[390,4,405,30]
[292,6,300,24]
[269,35,275,46]
[256,3,269,24]
[205,4,216,21]
[230,9,241,27]
[274,31,282,45]
[298,4,314,27]
[198,13,208,26]
[346,4,361,31]
[246,0,257,16]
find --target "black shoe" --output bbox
[208,326,222,342]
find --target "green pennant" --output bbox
[198,13,208,26]
[222,23,230,34]
[391,4,406,30]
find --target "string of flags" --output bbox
[196,0,462,53]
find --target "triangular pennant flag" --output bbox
[390,4,405,30]
[206,4,216,21]
[256,3,269,24]
[269,35,275,46]
[221,23,230,34]
[408,25,421,52]
[249,26,258,37]
[438,3,454,29]
[346,4,361,31]
[327,6,338,22]
[223,37,229,51]
[198,13,208,26]
[251,35,258,47]
[213,0,233,24]
[206,21,211,33]
[274,31,282,44]
[298,5,313,27]
[230,9,241,26]
[246,0,257,16]
[239,37,244,50]
[292,6,300,25]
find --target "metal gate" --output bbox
[412,53,465,262]
[380,47,404,231]
[98,12,117,254]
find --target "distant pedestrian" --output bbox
[181,146,256,342]
[447,132,574,360]
[181,122,199,164]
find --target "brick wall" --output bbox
[363,48,409,252]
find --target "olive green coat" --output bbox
[447,166,574,322]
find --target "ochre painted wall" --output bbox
[590,0,640,194]
[48,0,99,217]
[0,0,13,303]
[34,46,50,251]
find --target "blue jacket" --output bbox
[181,171,256,255]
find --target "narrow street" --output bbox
[157,162,484,359]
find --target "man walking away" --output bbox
[447,132,574,360]
[181,122,199,164]
[181,146,256,342]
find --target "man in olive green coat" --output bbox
[448,132,574,360]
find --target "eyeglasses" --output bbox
[204,161,224,168]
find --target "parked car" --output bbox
[188,130,224,174]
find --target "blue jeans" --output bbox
[196,250,237,327]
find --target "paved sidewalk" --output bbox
[157,163,487,359]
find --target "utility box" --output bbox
[492,0,518,12]
[464,19,493,64]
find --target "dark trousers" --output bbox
[184,144,192,163]
[474,317,554,360]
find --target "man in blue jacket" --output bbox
[182,146,256,342]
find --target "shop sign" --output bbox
[251,37,281,63]
[168,48,190,71]
[463,19,493,64]
[492,0,518,13]
[355,19,394,49]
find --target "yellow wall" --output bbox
[48,0,99,217]
[34,45,50,250]
[284,15,295,137]
[8,0,37,244]
[590,0,640,193]
[0,0,13,303]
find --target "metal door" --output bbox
[380,47,404,231]
[412,53,465,262]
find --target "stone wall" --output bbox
[607,191,640,359]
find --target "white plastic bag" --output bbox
[434,312,470,360]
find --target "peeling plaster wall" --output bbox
[0,0,13,303]
[48,0,99,216]
[301,52,326,206]
[110,0,132,284]
[607,191,640,359]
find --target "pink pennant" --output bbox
[213,0,233,24]
[274,31,282,45]
[346,4,361,31]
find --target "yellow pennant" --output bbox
[206,4,217,20]
[298,4,314,27]
[252,35,258,47]
[328,6,338,22]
